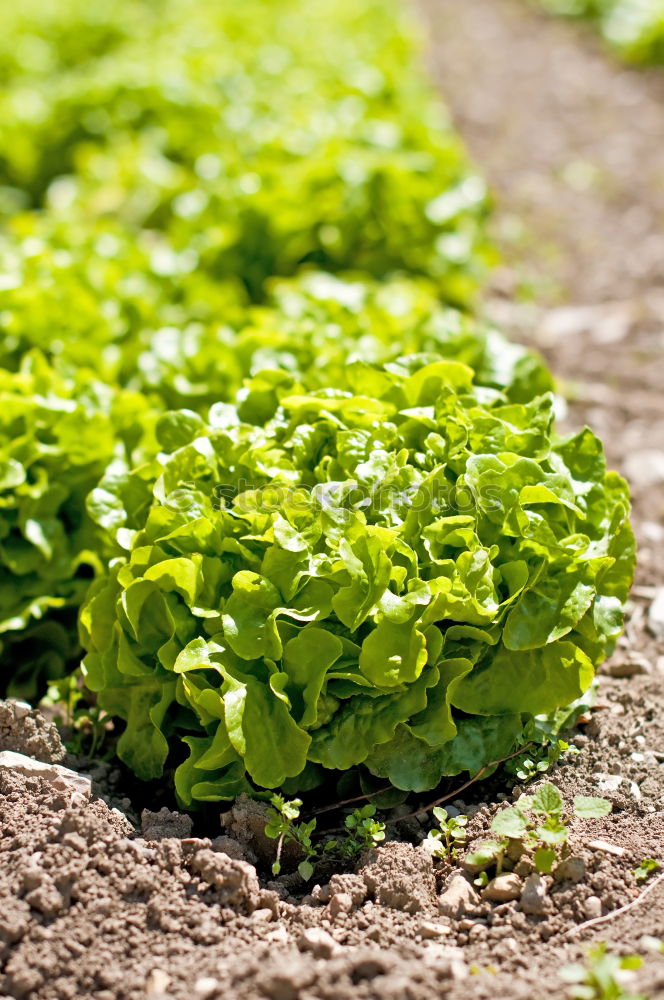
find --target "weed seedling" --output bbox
[561,943,645,1000]
[45,676,112,757]
[336,805,386,860]
[505,738,577,783]
[423,807,468,861]
[265,799,385,880]
[264,795,319,880]
[632,859,661,883]
[463,782,611,877]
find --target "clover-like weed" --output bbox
[464,782,611,879]
[423,806,469,861]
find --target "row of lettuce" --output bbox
[535,0,664,64]
[0,0,634,806]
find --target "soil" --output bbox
[2,1,664,998]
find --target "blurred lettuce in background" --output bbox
[0,0,493,302]
[534,0,664,63]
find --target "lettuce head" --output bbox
[80,358,634,805]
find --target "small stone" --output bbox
[438,875,479,918]
[310,883,332,904]
[596,774,622,794]
[194,978,219,999]
[583,895,603,920]
[0,898,31,945]
[360,841,436,913]
[554,856,586,883]
[605,656,651,678]
[189,850,259,909]
[519,873,548,916]
[266,925,289,945]
[624,451,664,489]
[257,889,280,918]
[481,873,522,903]
[256,957,315,1000]
[327,872,367,907]
[421,945,468,980]
[628,780,642,801]
[587,840,625,857]
[0,751,91,797]
[418,920,452,939]
[328,892,353,920]
[252,908,275,923]
[297,927,342,959]
[648,588,664,640]
[146,970,171,997]
[9,700,32,720]
[514,858,535,878]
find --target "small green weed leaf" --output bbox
[491,807,529,839]
[633,859,661,883]
[573,796,612,819]
[531,783,564,816]
[537,825,568,846]
[534,847,556,874]
[298,860,315,881]
[464,840,504,871]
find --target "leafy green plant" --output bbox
[79,356,634,807]
[0,0,635,813]
[464,783,611,876]
[561,943,645,1000]
[43,675,112,757]
[534,0,664,65]
[423,806,468,861]
[632,858,661,883]
[505,738,578,783]
[0,0,556,711]
[0,352,154,700]
[264,795,320,881]
[265,797,384,879]
[335,805,386,860]
[0,224,551,415]
[0,0,493,302]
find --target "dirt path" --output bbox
[416,0,664,305]
[1,4,664,999]
[413,0,664,991]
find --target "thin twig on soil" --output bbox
[309,787,393,817]
[320,742,535,834]
[382,742,535,826]
[564,872,664,938]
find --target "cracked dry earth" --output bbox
[2,1,664,998]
